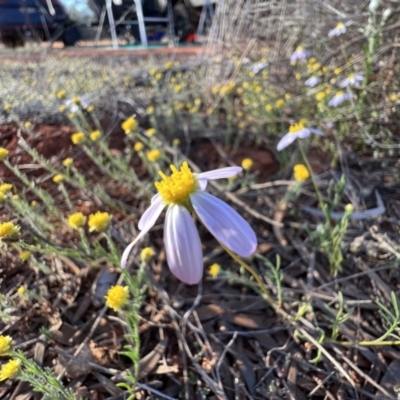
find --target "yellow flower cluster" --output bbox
[0,336,12,356]
[88,211,111,232]
[121,117,137,134]
[68,212,87,230]
[293,164,309,181]
[241,158,253,171]
[63,158,73,167]
[90,130,101,141]
[0,222,20,239]
[0,183,12,193]
[208,263,221,278]
[0,359,20,381]
[134,142,144,152]
[52,174,64,184]
[0,148,9,161]
[105,285,129,311]
[71,132,85,145]
[146,149,161,162]
[140,247,155,263]
[19,250,31,261]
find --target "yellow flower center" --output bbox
[337,22,344,29]
[155,162,198,205]
[289,120,307,134]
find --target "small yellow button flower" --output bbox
[0,183,12,193]
[134,142,144,152]
[62,158,73,167]
[90,130,101,141]
[71,132,85,145]
[3,103,12,111]
[0,336,12,356]
[334,67,341,75]
[146,106,155,115]
[0,148,9,161]
[145,128,156,137]
[105,285,129,311]
[241,158,253,171]
[19,251,31,261]
[68,212,87,230]
[52,174,64,184]
[146,149,161,162]
[17,286,27,295]
[293,164,309,181]
[87,105,95,113]
[59,105,66,112]
[275,99,285,108]
[389,93,398,102]
[140,247,155,263]
[121,117,137,134]
[56,90,66,99]
[0,222,20,239]
[208,263,221,278]
[265,104,273,112]
[24,121,32,129]
[172,138,180,146]
[88,211,111,233]
[316,91,326,101]
[0,359,21,381]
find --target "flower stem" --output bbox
[218,241,274,306]
[297,140,331,227]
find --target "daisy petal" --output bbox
[297,128,312,139]
[198,179,208,191]
[310,128,324,136]
[151,193,161,204]
[121,228,149,268]
[191,191,257,257]
[164,205,203,285]
[197,166,242,181]
[277,132,298,151]
[138,195,165,230]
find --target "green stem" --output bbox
[218,241,273,306]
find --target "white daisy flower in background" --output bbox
[250,61,269,74]
[328,91,354,107]
[121,162,257,285]
[339,73,364,88]
[290,46,311,63]
[305,76,322,87]
[65,95,89,113]
[328,21,352,37]
[277,119,324,151]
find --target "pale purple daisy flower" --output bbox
[277,120,324,151]
[290,46,311,63]
[339,73,364,88]
[250,61,269,74]
[328,91,354,107]
[121,162,257,285]
[328,21,352,37]
[305,76,322,87]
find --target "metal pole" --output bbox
[106,0,118,49]
[133,0,147,47]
